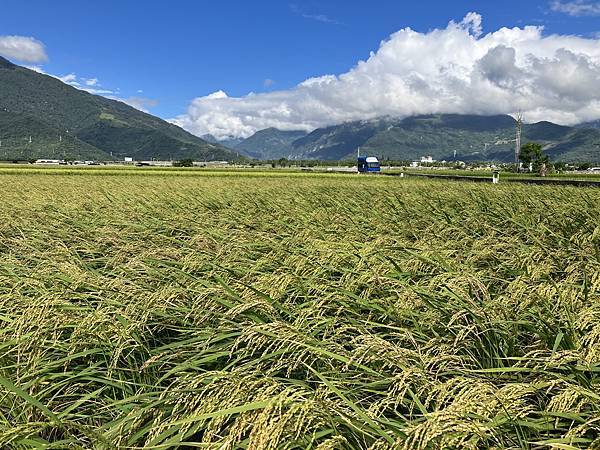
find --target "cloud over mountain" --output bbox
[0,35,48,63]
[172,13,600,139]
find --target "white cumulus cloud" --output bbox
[58,73,79,85]
[27,66,157,112]
[54,74,158,111]
[0,35,48,63]
[172,13,600,139]
[53,72,116,95]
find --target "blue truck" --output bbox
[357,156,381,173]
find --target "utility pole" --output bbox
[515,112,522,168]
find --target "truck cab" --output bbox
[357,156,381,173]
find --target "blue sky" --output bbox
[2,0,600,136]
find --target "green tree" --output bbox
[520,142,550,175]
[554,161,567,172]
[173,158,194,167]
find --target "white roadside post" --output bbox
[492,170,500,184]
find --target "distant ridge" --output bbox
[3,55,598,163]
[577,119,600,130]
[201,134,244,151]
[234,128,308,159]
[232,114,600,162]
[0,58,239,161]
[0,56,15,70]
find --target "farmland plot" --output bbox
[0,170,599,449]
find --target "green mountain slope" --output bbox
[361,115,516,161]
[0,56,237,161]
[364,114,515,160]
[234,128,308,159]
[282,114,600,162]
[200,134,244,150]
[288,115,515,161]
[577,119,600,130]
[290,121,385,160]
[0,110,109,160]
[521,122,600,163]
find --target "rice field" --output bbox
[0,169,599,449]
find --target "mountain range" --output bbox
[200,134,245,151]
[2,56,599,163]
[218,115,600,163]
[234,128,309,159]
[578,120,600,130]
[0,56,237,161]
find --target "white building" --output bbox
[34,159,65,165]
